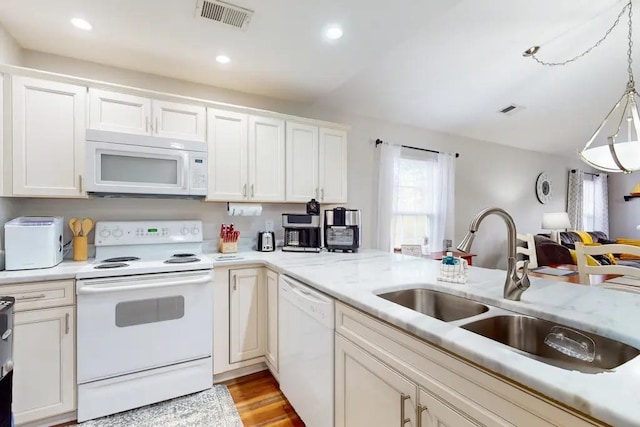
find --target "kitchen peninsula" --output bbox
[1,249,638,426]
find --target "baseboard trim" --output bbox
[17,411,76,427]
[213,363,268,383]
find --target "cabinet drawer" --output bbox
[0,280,75,311]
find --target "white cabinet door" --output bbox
[248,115,285,202]
[335,335,416,427]
[12,76,86,197]
[13,306,75,425]
[229,268,266,364]
[286,121,319,202]
[418,388,482,427]
[152,99,206,141]
[207,109,248,201]
[265,269,278,373]
[319,127,348,203]
[88,88,151,135]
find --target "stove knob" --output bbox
[181,227,189,235]
[113,228,123,238]
[99,228,111,238]
[191,226,200,235]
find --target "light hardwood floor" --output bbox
[223,370,305,427]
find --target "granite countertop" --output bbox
[1,249,638,425]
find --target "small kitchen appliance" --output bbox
[324,207,361,253]
[75,220,213,422]
[0,297,14,427]
[282,214,322,253]
[257,231,275,252]
[4,217,64,270]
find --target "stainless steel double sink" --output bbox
[377,288,640,373]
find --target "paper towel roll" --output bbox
[227,203,263,216]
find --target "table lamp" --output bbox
[542,212,571,244]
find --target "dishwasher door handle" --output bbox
[282,277,329,304]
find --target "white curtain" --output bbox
[567,170,584,230]
[430,153,456,252]
[592,173,609,235]
[376,144,401,251]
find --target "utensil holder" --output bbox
[219,241,238,254]
[73,236,88,261]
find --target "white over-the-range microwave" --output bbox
[85,129,208,198]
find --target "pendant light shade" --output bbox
[579,88,640,173]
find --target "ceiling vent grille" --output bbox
[196,0,254,31]
[498,104,525,116]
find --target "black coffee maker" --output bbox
[324,207,361,252]
[281,214,322,253]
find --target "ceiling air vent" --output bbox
[498,104,525,116]
[196,0,254,31]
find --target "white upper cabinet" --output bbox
[207,109,285,202]
[88,88,206,141]
[319,127,348,203]
[248,115,285,202]
[207,109,248,201]
[286,121,348,203]
[12,76,86,197]
[286,122,319,202]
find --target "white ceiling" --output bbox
[0,0,634,156]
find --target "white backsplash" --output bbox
[11,197,312,252]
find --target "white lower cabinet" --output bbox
[335,335,416,427]
[1,280,76,426]
[213,266,279,379]
[335,302,605,427]
[229,267,266,363]
[265,269,279,375]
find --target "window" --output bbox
[582,178,596,231]
[392,151,437,249]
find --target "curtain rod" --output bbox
[570,169,601,177]
[375,139,460,158]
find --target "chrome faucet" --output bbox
[456,207,530,301]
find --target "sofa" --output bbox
[534,231,640,268]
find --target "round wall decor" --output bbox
[536,172,553,204]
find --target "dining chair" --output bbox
[575,242,640,292]
[516,233,538,270]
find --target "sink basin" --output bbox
[377,288,489,322]
[461,315,640,373]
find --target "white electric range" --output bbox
[75,220,214,422]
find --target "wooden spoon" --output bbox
[73,220,82,237]
[81,218,94,237]
[68,218,79,236]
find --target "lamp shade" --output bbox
[542,212,571,230]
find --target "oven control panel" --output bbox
[95,220,203,246]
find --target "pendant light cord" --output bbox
[627,1,635,89]
[526,1,632,68]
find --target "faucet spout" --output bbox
[456,207,530,301]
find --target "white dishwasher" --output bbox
[279,275,334,427]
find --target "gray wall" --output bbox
[608,173,640,240]
[12,50,587,268]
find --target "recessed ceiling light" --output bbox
[216,55,231,64]
[325,25,343,40]
[71,18,92,31]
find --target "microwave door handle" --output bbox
[182,153,189,190]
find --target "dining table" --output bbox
[528,264,621,285]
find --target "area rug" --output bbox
[75,385,243,427]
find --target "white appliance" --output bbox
[279,275,334,427]
[76,220,213,422]
[85,129,208,198]
[4,217,64,270]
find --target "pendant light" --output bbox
[580,1,640,173]
[525,1,640,173]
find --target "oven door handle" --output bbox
[77,274,212,295]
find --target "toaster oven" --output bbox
[4,217,64,270]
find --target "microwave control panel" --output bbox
[190,154,208,193]
[95,220,203,246]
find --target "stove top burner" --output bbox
[172,253,196,258]
[103,257,140,263]
[94,262,129,269]
[164,257,200,264]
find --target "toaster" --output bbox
[257,231,275,252]
[4,217,64,270]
